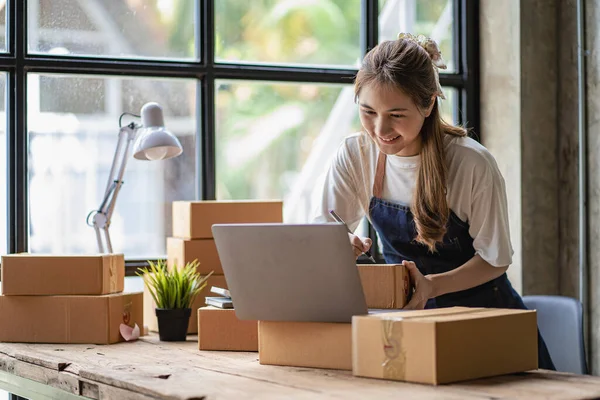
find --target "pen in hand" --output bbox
[329,210,377,263]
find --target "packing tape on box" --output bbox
[381,318,407,379]
[109,257,119,292]
[379,308,489,379]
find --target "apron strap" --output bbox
[373,152,387,198]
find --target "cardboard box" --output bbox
[0,292,143,344]
[352,307,538,385]
[198,307,258,351]
[172,200,283,239]
[167,237,222,275]
[1,254,125,296]
[258,321,352,370]
[144,274,227,335]
[358,264,411,309]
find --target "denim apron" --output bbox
[369,152,556,370]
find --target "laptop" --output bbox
[211,223,375,323]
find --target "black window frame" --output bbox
[3,0,480,275]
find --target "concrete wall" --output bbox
[557,0,581,301]
[519,0,560,296]
[479,0,522,293]
[480,0,560,295]
[586,0,600,375]
[481,0,599,373]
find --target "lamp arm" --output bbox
[86,124,138,253]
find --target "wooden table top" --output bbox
[0,334,599,400]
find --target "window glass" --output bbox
[28,0,196,60]
[216,0,361,68]
[379,0,455,72]
[28,74,196,259]
[216,80,361,223]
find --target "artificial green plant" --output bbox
[137,259,213,309]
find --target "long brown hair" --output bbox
[354,39,466,252]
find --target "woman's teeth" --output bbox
[381,135,400,142]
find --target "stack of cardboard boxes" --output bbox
[257,262,539,384]
[143,200,283,345]
[0,254,143,344]
[258,263,412,370]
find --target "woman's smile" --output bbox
[378,134,401,143]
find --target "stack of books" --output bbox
[205,286,233,309]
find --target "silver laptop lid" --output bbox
[211,223,368,323]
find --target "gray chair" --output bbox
[523,295,588,374]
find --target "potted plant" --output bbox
[138,259,213,341]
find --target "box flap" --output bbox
[415,308,534,323]
[357,306,479,321]
[356,307,535,323]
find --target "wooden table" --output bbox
[0,335,599,400]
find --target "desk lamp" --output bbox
[86,102,183,253]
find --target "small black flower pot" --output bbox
[155,308,191,341]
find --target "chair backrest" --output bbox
[523,295,588,374]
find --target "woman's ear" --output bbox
[424,96,436,118]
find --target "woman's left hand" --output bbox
[402,260,436,310]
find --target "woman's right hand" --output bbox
[348,233,372,259]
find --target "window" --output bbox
[28,74,196,257]
[215,0,362,67]
[28,0,196,60]
[215,81,361,222]
[3,0,479,271]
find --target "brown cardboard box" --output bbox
[198,307,258,351]
[1,254,125,296]
[167,237,222,275]
[172,200,283,239]
[144,274,227,335]
[352,307,538,385]
[358,264,411,309]
[258,321,352,370]
[0,292,143,344]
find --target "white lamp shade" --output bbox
[132,102,183,161]
[132,127,183,160]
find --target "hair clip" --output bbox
[397,32,447,99]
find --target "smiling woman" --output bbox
[312,34,556,371]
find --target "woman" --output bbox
[313,33,555,370]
